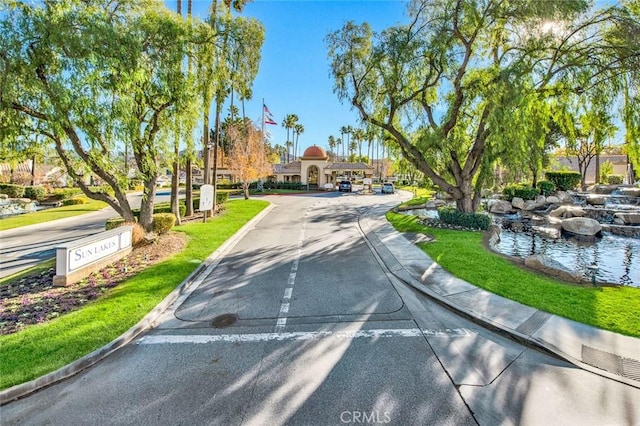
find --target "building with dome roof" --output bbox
[273,145,374,189]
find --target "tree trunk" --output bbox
[139,176,158,232]
[170,133,181,225]
[243,184,249,200]
[31,155,36,186]
[203,113,210,185]
[213,98,222,213]
[185,158,193,216]
[171,157,181,225]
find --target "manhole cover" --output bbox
[211,313,238,328]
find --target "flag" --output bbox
[264,117,277,125]
[263,103,273,117]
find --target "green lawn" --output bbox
[386,210,640,338]
[395,185,435,200]
[0,199,108,231]
[0,199,269,390]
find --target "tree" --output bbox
[282,114,299,161]
[294,123,304,160]
[226,124,272,199]
[1,0,196,231]
[351,127,365,158]
[327,135,337,160]
[327,0,633,212]
[558,88,617,190]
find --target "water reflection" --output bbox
[493,220,639,287]
[400,208,639,287]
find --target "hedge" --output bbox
[536,180,556,196]
[502,184,538,201]
[437,207,491,231]
[606,175,624,185]
[0,184,25,198]
[62,197,87,206]
[51,188,83,200]
[545,171,581,191]
[24,186,46,201]
[152,213,176,235]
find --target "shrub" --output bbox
[606,175,624,185]
[62,197,87,206]
[502,184,538,201]
[24,186,46,201]
[152,213,176,235]
[545,171,581,191]
[536,180,556,196]
[51,188,83,200]
[133,203,186,219]
[217,191,229,204]
[105,217,125,230]
[437,207,491,231]
[152,202,186,217]
[0,184,25,198]
[192,192,230,211]
[124,222,145,246]
[104,220,145,246]
[600,160,614,182]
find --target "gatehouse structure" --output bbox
[273,145,374,188]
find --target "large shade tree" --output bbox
[1,0,197,231]
[327,0,637,212]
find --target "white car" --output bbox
[381,182,394,194]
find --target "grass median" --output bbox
[0,199,269,390]
[386,210,640,338]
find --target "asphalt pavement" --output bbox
[1,190,638,425]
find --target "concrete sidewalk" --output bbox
[360,202,640,389]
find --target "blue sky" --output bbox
[169,0,408,156]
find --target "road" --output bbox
[2,192,638,425]
[0,191,172,279]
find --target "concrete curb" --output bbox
[359,198,640,390]
[0,202,274,405]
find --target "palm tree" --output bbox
[336,138,342,161]
[293,123,304,160]
[351,127,364,158]
[285,140,294,163]
[340,125,351,160]
[328,135,336,161]
[282,114,298,160]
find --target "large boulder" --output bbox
[525,254,581,282]
[425,199,447,209]
[549,205,585,218]
[535,195,547,206]
[586,194,607,206]
[523,200,538,211]
[561,217,602,236]
[555,191,574,203]
[546,195,560,204]
[511,197,525,210]
[593,185,618,194]
[617,187,640,197]
[489,200,514,214]
[613,213,640,225]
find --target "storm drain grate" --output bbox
[582,345,640,381]
[211,313,238,328]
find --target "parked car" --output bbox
[338,181,352,192]
[381,182,394,194]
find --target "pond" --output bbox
[399,207,640,287]
[491,218,639,287]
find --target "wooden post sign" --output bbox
[53,226,133,286]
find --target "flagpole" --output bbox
[261,98,265,141]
